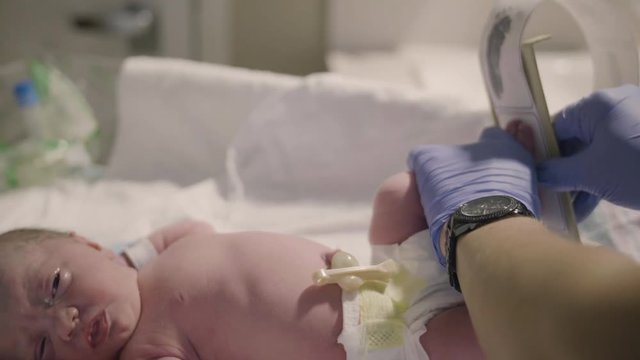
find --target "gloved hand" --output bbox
[408,127,540,265]
[538,85,640,214]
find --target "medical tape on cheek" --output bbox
[122,238,158,270]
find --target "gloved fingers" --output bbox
[553,85,639,143]
[571,191,600,223]
[406,146,425,170]
[407,145,442,171]
[552,102,593,143]
[478,126,516,143]
[537,151,590,192]
[557,137,586,158]
[478,126,537,168]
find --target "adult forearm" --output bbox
[457,216,640,360]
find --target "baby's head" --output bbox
[0,229,141,360]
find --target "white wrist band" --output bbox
[122,238,158,270]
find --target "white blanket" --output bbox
[227,73,490,203]
[222,73,492,261]
[106,57,299,186]
[0,179,226,248]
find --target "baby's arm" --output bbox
[121,220,215,269]
[147,220,216,253]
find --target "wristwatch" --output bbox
[444,195,534,292]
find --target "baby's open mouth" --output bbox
[86,311,109,349]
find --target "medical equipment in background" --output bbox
[0,1,203,164]
[0,59,100,191]
[71,2,157,55]
[479,0,640,241]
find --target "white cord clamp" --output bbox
[122,238,158,270]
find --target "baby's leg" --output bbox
[369,171,427,245]
[369,173,485,358]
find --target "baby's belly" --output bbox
[189,290,347,360]
[153,232,348,360]
[144,233,486,360]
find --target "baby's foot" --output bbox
[506,119,536,158]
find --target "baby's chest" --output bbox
[130,266,219,359]
[120,299,211,360]
[134,240,345,359]
[126,300,272,360]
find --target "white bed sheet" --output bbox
[0,178,375,263]
[0,179,225,248]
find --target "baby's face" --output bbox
[0,237,141,360]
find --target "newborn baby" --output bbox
[0,171,484,360]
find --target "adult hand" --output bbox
[408,127,540,265]
[538,85,640,214]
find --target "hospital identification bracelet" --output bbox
[122,237,159,270]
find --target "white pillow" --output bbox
[227,73,492,203]
[106,57,300,185]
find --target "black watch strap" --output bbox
[446,199,533,292]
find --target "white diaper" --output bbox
[337,230,464,360]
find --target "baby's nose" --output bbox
[54,306,80,342]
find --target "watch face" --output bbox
[459,196,516,217]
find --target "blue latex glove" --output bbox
[408,127,540,265]
[538,85,640,213]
